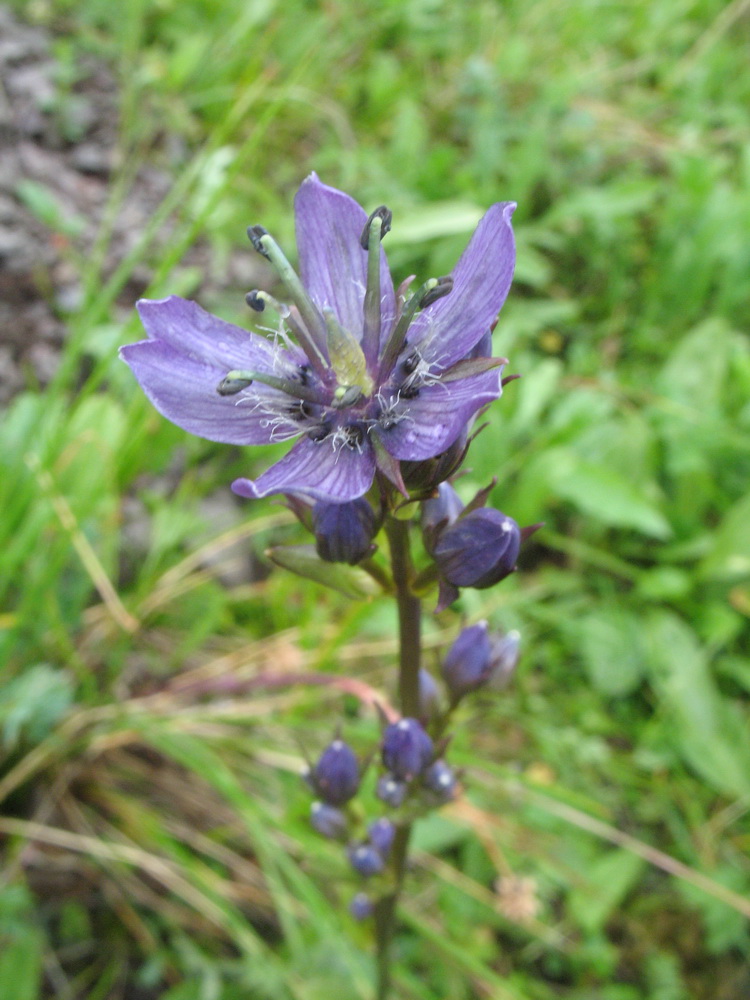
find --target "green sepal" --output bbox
[266,544,380,599]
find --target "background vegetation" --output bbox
[2,0,750,997]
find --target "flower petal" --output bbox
[232,435,376,502]
[295,173,396,342]
[120,297,301,445]
[408,202,516,368]
[135,296,281,370]
[378,368,503,461]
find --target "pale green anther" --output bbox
[332,384,364,409]
[216,369,322,404]
[323,309,375,397]
[256,233,329,370]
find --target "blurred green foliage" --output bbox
[2,0,749,997]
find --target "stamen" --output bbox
[216,369,325,404]
[247,228,329,373]
[361,207,392,368]
[377,275,453,384]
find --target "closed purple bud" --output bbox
[310,801,348,839]
[418,668,442,722]
[310,739,360,806]
[442,622,521,700]
[381,718,434,781]
[433,509,521,588]
[486,629,521,689]
[422,759,458,801]
[421,483,464,552]
[350,892,374,920]
[311,498,377,565]
[368,817,396,858]
[348,843,385,877]
[376,774,409,807]
[442,621,493,699]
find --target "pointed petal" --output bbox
[120,297,300,445]
[232,435,376,502]
[408,202,516,368]
[135,296,281,370]
[378,369,503,461]
[295,174,396,342]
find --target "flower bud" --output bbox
[381,718,433,781]
[308,739,360,806]
[433,509,521,588]
[310,801,348,839]
[422,760,458,802]
[417,668,442,722]
[376,774,409,807]
[348,843,385,878]
[402,432,469,492]
[350,892,374,920]
[311,498,377,565]
[368,818,396,859]
[421,482,464,536]
[442,622,521,700]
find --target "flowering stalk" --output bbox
[121,175,531,1000]
[373,515,421,999]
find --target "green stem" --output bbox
[374,515,422,999]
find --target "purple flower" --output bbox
[422,760,459,802]
[306,738,360,807]
[381,718,434,781]
[350,892,374,920]
[441,621,521,700]
[121,174,515,503]
[376,774,409,807]
[367,817,396,859]
[310,801,348,839]
[311,497,377,564]
[433,509,521,589]
[348,843,385,878]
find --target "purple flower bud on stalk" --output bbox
[422,760,458,802]
[418,668,442,722]
[442,622,521,700]
[485,629,521,690]
[382,718,434,781]
[368,817,396,858]
[421,481,465,558]
[308,739,360,806]
[310,801,348,839]
[311,498,377,565]
[348,843,385,877]
[376,774,409,807]
[350,892,374,920]
[401,431,469,492]
[433,509,521,588]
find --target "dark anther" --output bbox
[402,350,420,375]
[288,400,314,422]
[420,275,453,308]
[308,422,332,442]
[245,290,265,311]
[296,364,310,386]
[344,424,365,448]
[400,384,421,399]
[217,375,253,396]
[359,206,393,249]
[247,225,271,259]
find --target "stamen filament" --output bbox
[362,211,387,368]
[217,369,325,404]
[251,231,330,373]
[377,277,438,383]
